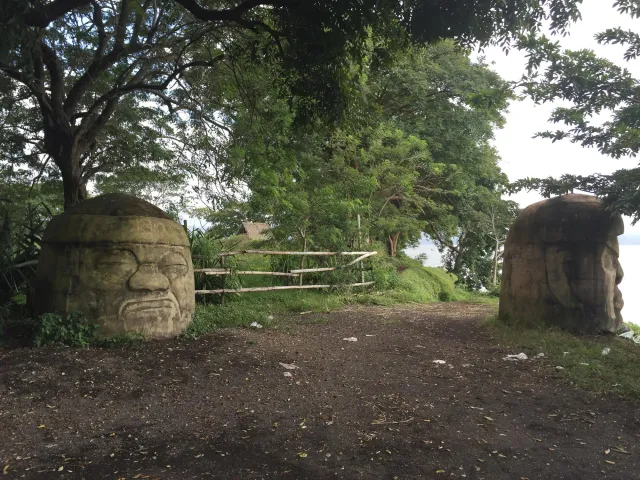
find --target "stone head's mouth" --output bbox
[121,298,176,316]
[119,297,180,332]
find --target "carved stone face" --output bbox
[34,194,195,338]
[499,194,625,333]
[68,244,194,337]
[545,240,624,329]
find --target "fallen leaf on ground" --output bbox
[279,362,298,370]
[503,353,528,361]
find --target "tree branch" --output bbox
[23,0,91,28]
[29,156,52,195]
[174,0,287,23]
[64,42,148,116]
[0,63,43,102]
[114,0,131,49]
[40,40,67,123]
[425,219,458,252]
[80,96,120,152]
[91,1,107,59]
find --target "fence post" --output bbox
[183,219,188,234]
[299,236,307,286]
[357,214,365,283]
[220,255,226,304]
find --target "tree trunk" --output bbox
[45,125,88,210]
[388,232,400,257]
[452,246,464,274]
[57,147,87,210]
[62,173,88,210]
[492,238,500,286]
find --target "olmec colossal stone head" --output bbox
[499,194,624,334]
[34,194,195,338]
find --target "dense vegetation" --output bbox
[195,42,519,290]
[3,1,639,344]
[185,235,488,339]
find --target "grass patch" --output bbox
[485,315,640,401]
[625,322,640,335]
[183,265,495,338]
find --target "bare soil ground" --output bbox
[1,303,639,480]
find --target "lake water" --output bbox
[620,245,640,326]
[405,241,640,327]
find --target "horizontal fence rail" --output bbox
[194,250,377,296]
[17,251,377,298]
[195,282,375,295]
[217,250,375,257]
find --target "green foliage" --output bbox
[0,309,146,347]
[510,169,640,224]
[198,42,516,290]
[183,250,491,338]
[94,165,189,216]
[0,180,60,307]
[486,315,640,401]
[487,282,502,298]
[33,312,99,347]
[0,0,582,207]
[514,4,640,221]
[626,322,640,335]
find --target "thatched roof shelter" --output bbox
[239,221,270,240]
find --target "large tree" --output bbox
[1,0,583,208]
[197,42,517,293]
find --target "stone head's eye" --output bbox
[159,252,188,279]
[96,250,137,266]
[92,249,138,285]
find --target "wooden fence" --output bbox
[17,251,377,298]
[193,250,377,296]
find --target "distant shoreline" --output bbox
[620,235,640,246]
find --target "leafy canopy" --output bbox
[513,1,640,221]
[0,0,584,207]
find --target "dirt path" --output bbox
[1,303,639,479]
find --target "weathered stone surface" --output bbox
[499,194,624,334]
[34,194,195,338]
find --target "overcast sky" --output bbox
[479,0,640,234]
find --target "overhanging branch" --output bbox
[173,0,287,23]
[23,0,91,28]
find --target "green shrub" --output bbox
[368,251,399,290]
[34,312,99,347]
[487,282,501,297]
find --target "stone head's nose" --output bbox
[128,264,170,292]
